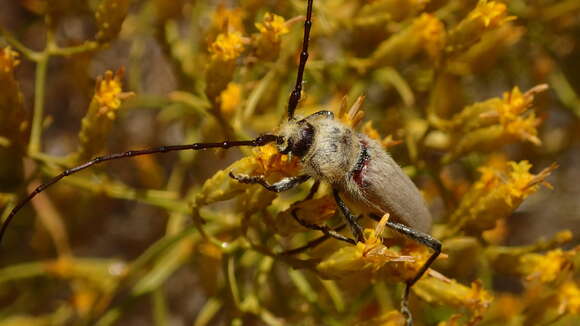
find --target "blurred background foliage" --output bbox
[0,0,579,325]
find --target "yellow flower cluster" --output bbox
[209,32,245,62]
[496,86,545,145]
[253,143,301,177]
[468,0,514,28]
[316,214,416,281]
[521,248,576,283]
[94,69,133,119]
[362,121,402,149]
[206,31,246,101]
[414,279,493,322]
[219,82,242,115]
[255,13,289,43]
[253,12,289,61]
[440,85,547,162]
[0,47,20,73]
[337,95,366,128]
[418,13,447,62]
[212,5,246,34]
[560,281,580,314]
[352,13,446,72]
[445,160,557,237]
[447,0,516,55]
[75,68,133,161]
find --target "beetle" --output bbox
[0,1,440,324]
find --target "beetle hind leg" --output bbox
[369,213,442,326]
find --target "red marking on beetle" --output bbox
[352,140,370,187]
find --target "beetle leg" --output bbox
[281,223,348,255]
[229,172,310,192]
[370,213,442,326]
[333,189,365,243]
[291,209,355,245]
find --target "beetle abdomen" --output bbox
[347,135,432,233]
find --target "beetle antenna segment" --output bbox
[0,134,279,245]
[287,0,314,120]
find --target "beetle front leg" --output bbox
[229,172,310,193]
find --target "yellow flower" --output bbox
[445,160,557,236]
[468,0,515,28]
[441,85,547,162]
[521,249,575,283]
[253,12,289,61]
[446,1,516,56]
[418,13,446,61]
[559,281,580,314]
[212,5,246,33]
[209,32,245,61]
[351,14,446,72]
[206,32,245,100]
[0,47,20,73]
[291,196,337,225]
[495,86,546,145]
[362,121,403,149]
[414,279,493,319]
[465,281,494,315]
[219,82,242,115]
[253,143,301,177]
[337,95,366,128]
[317,214,418,281]
[94,68,133,119]
[76,68,134,160]
[255,13,289,43]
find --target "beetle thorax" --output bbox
[298,119,361,185]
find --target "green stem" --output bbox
[28,54,49,155]
[152,288,168,326]
[49,41,99,56]
[0,28,41,61]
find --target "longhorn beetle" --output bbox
[0,1,441,324]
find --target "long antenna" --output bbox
[1,1,315,245]
[0,135,279,244]
[287,0,314,120]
